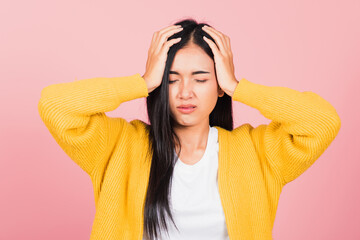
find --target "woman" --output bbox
[38,18,341,240]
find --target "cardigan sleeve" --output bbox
[232,78,341,185]
[38,73,149,177]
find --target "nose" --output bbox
[178,80,194,99]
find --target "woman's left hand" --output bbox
[202,25,239,97]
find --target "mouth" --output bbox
[176,106,197,113]
[177,104,197,108]
[177,106,196,109]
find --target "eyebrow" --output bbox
[169,70,210,75]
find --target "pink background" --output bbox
[1,0,359,239]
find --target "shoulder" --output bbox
[107,117,150,141]
[215,123,268,149]
[127,119,150,138]
[129,118,150,131]
[214,123,257,137]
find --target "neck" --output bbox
[173,120,210,152]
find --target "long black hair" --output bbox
[143,18,234,240]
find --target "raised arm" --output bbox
[232,78,341,185]
[38,73,149,177]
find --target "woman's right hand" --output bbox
[142,24,183,93]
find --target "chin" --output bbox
[175,118,202,127]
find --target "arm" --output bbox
[232,78,341,185]
[38,73,149,177]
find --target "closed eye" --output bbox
[169,80,208,84]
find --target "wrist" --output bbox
[224,80,239,97]
[142,75,154,93]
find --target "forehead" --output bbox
[170,45,214,74]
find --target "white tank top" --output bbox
[143,126,229,240]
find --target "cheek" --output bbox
[198,84,219,108]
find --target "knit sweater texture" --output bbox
[38,73,341,240]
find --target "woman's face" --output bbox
[168,43,223,127]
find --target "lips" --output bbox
[177,104,196,108]
[176,105,196,114]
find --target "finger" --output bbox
[222,36,233,59]
[207,27,228,54]
[154,27,183,55]
[160,37,182,55]
[204,25,229,43]
[203,36,221,58]
[202,26,227,54]
[205,26,234,57]
[225,36,231,51]
[158,24,182,35]
[154,25,182,44]
[150,25,182,53]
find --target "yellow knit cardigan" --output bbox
[38,73,341,240]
